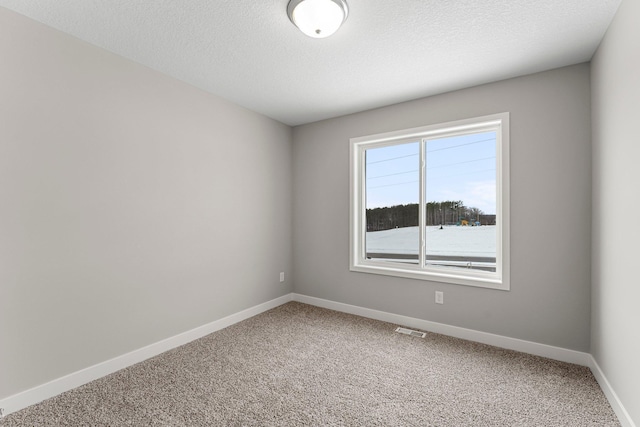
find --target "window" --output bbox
[349,113,510,290]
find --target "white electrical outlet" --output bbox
[280,272,285,282]
[435,291,444,304]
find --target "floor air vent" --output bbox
[395,327,426,338]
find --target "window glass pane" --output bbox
[424,131,497,272]
[365,142,420,264]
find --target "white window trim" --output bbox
[349,113,510,290]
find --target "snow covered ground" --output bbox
[366,225,496,257]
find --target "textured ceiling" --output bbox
[0,0,621,126]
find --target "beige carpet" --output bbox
[2,302,620,426]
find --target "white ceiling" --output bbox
[0,0,621,126]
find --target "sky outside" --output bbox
[365,131,497,214]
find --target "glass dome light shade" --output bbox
[288,0,348,38]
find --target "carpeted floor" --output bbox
[2,302,620,426]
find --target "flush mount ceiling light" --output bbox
[287,0,349,38]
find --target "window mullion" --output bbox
[419,139,426,269]
[360,147,368,261]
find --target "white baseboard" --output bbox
[292,293,591,365]
[2,292,634,427]
[588,356,637,427]
[0,293,293,417]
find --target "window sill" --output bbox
[350,262,509,290]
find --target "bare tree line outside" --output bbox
[366,200,495,232]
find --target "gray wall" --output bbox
[293,64,592,351]
[591,0,640,423]
[0,8,292,400]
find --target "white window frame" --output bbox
[349,113,510,290]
